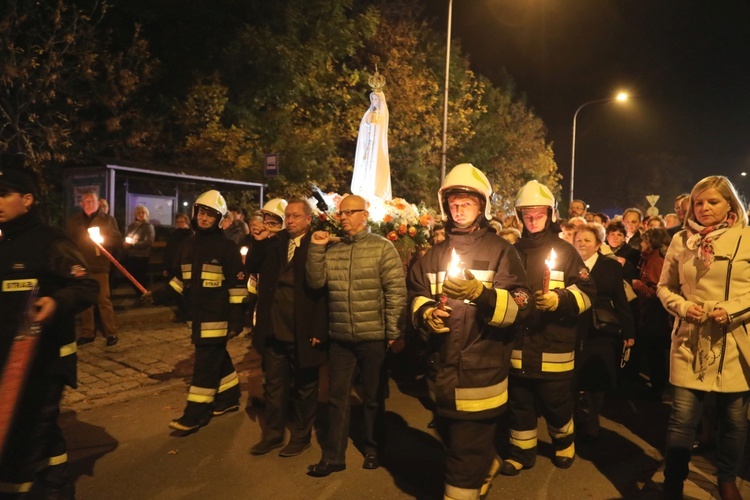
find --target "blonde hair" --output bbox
[135,205,150,221]
[686,176,747,228]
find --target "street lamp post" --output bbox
[440,0,453,183]
[570,92,628,205]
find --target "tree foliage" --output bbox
[0,0,157,180]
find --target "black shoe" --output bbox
[250,437,284,456]
[169,418,208,437]
[279,441,311,457]
[552,455,575,469]
[498,460,522,476]
[362,453,380,470]
[212,403,240,417]
[105,336,119,347]
[76,337,94,346]
[307,461,346,477]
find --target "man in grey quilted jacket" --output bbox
[305,194,407,477]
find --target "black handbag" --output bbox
[592,303,622,335]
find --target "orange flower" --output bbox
[419,214,432,227]
[383,214,394,223]
[396,202,407,211]
[387,231,398,241]
[408,226,417,237]
[398,224,407,235]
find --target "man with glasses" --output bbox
[65,189,122,347]
[305,194,406,477]
[246,199,328,458]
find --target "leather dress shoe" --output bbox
[250,437,283,456]
[362,453,380,470]
[552,455,575,469]
[106,336,119,347]
[307,461,346,477]
[279,441,311,457]
[76,337,94,346]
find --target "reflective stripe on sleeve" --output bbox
[541,351,575,373]
[549,270,565,290]
[181,264,192,280]
[187,385,216,403]
[567,284,592,313]
[200,321,228,338]
[509,428,538,450]
[59,342,76,358]
[169,277,184,294]
[469,269,496,288]
[454,378,508,412]
[487,289,519,327]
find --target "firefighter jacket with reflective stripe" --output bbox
[408,226,533,419]
[0,208,99,388]
[513,229,596,380]
[166,230,247,344]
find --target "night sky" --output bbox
[422,0,750,212]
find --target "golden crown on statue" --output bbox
[368,66,386,91]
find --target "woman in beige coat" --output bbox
[657,175,750,500]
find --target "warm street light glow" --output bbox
[570,93,631,204]
[742,172,747,177]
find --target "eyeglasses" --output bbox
[285,213,307,221]
[337,209,365,218]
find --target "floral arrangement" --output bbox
[309,192,437,264]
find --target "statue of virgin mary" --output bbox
[350,70,392,200]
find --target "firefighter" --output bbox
[408,164,533,500]
[161,190,248,436]
[499,180,596,476]
[0,166,99,499]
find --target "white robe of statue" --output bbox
[351,91,392,200]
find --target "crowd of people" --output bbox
[2,163,749,500]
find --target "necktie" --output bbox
[288,239,296,263]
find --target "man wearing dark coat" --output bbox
[246,198,328,458]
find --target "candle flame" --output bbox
[87,227,104,244]
[447,249,462,278]
[125,236,134,244]
[240,246,249,256]
[545,248,557,269]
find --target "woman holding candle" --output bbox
[500,180,596,476]
[408,164,533,500]
[123,205,155,295]
[657,176,750,499]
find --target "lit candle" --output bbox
[240,246,249,256]
[543,248,556,293]
[125,236,134,244]
[87,227,104,256]
[440,249,462,309]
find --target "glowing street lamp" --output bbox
[570,92,629,204]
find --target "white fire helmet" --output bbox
[515,180,557,222]
[438,163,493,221]
[193,190,228,220]
[261,198,288,227]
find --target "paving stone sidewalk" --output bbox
[62,305,260,411]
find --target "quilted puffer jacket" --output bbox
[306,228,407,342]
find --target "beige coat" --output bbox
[657,224,750,392]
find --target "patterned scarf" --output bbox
[685,212,737,268]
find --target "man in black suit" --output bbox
[622,207,644,252]
[246,198,328,458]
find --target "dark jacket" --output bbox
[246,231,328,368]
[165,228,247,344]
[513,229,596,380]
[163,227,194,274]
[124,220,155,258]
[1,209,99,388]
[66,209,122,274]
[409,225,533,419]
[579,252,635,343]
